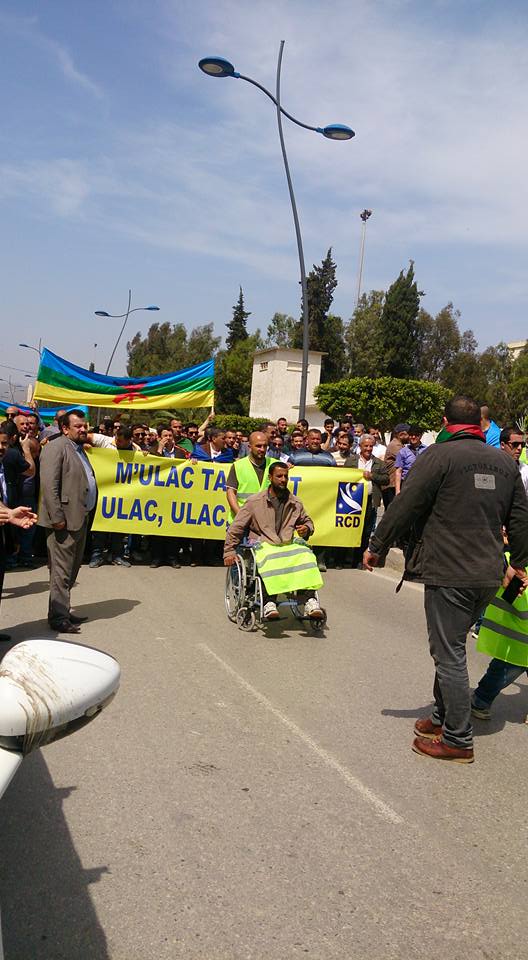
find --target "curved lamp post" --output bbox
[95,290,159,375]
[199,47,354,419]
[19,339,42,359]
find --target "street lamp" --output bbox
[94,290,160,375]
[19,339,42,358]
[199,46,354,419]
[355,209,372,308]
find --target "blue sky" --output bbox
[1,0,526,401]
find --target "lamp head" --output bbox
[146,306,160,311]
[94,311,110,317]
[322,124,355,141]
[198,57,237,78]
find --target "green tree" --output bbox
[345,290,385,377]
[415,303,466,381]
[315,376,450,431]
[127,322,220,377]
[265,312,296,348]
[380,262,423,379]
[441,342,513,419]
[292,248,345,381]
[225,286,251,350]
[215,332,263,415]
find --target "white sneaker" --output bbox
[263,601,279,621]
[304,598,323,620]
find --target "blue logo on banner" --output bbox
[336,481,364,514]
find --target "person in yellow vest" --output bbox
[471,561,528,719]
[226,431,278,521]
[224,461,323,621]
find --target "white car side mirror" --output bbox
[0,639,120,756]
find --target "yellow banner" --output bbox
[88,449,368,547]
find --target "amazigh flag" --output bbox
[34,348,214,410]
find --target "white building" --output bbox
[507,339,527,361]
[249,348,326,426]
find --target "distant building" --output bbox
[249,348,326,426]
[507,339,527,361]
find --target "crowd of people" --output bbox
[1,395,528,763]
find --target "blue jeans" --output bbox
[473,660,528,708]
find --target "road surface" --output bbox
[0,560,526,959]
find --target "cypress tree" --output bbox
[380,262,422,378]
[292,248,345,380]
[225,286,250,350]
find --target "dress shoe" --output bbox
[69,613,89,624]
[169,559,181,568]
[150,559,163,568]
[414,717,443,740]
[412,736,474,763]
[49,619,81,635]
[0,633,12,642]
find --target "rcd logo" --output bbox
[335,481,364,528]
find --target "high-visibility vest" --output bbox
[521,447,527,464]
[253,539,323,596]
[477,577,528,667]
[228,456,277,521]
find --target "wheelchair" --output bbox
[224,545,327,633]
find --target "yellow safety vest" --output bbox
[521,447,527,464]
[228,455,277,522]
[253,539,323,595]
[476,575,528,667]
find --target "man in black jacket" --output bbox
[364,396,528,764]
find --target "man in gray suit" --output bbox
[39,410,97,633]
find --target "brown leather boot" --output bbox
[413,717,443,739]
[412,737,474,763]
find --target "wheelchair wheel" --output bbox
[225,556,246,621]
[236,607,256,632]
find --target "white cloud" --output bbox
[0,12,103,97]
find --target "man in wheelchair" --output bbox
[223,461,324,621]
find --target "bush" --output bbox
[315,376,451,430]
[212,415,275,434]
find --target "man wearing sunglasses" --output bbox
[500,427,528,495]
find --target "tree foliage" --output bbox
[215,332,263,415]
[379,262,423,379]
[345,290,385,378]
[315,376,451,431]
[292,248,346,382]
[265,312,296,348]
[225,286,250,350]
[127,322,220,377]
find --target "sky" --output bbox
[1,0,526,402]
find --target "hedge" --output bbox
[315,376,452,431]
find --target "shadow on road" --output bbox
[2,580,50,600]
[1,599,141,646]
[0,751,110,960]
[71,598,140,621]
[382,685,528,737]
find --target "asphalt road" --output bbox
[1,559,527,960]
